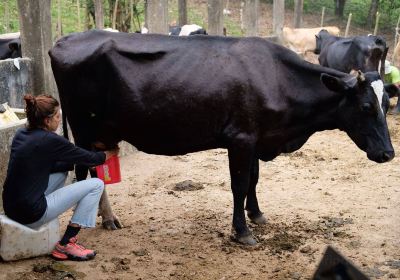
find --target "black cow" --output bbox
[49,30,394,245]
[315,30,387,76]
[0,38,21,60]
[169,24,207,36]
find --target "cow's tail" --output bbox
[62,109,69,140]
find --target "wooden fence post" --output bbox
[345,13,352,37]
[273,0,284,41]
[320,7,325,27]
[147,0,168,34]
[17,0,58,98]
[57,0,62,38]
[294,0,303,28]
[112,0,119,30]
[242,0,259,36]
[373,12,380,36]
[178,0,187,26]
[208,0,224,35]
[94,0,104,29]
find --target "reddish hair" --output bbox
[24,94,59,130]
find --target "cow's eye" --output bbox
[361,102,374,113]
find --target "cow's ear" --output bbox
[321,73,348,92]
[384,83,400,98]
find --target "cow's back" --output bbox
[50,30,330,156]
[50,31,294,154]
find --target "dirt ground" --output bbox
[1,109,400,279]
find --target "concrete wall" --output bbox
[0,58,33,109]
[0,119,26,212]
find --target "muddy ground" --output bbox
[1,110,400,280]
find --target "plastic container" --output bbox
[96,155,121,184]
[0,215,60,261]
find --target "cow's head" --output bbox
[321,70,394,163]
[8,38,21,58]
[314,29,331,54]
[357,35,387,73]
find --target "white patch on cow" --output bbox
[179,24,202,36]
[103,27,119,33]
[371,80,384,114]
[141,27,149,34]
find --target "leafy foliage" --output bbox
[0,0,399,36]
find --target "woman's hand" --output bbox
[105,147,120,161]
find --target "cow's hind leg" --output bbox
[87,169,122,230]
[228,146,257,245]
[98,187,123,230]
[245,159,267,225]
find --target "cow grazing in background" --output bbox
[0,32,22,60]
[49,30,394,245]
[281,26,340,55]
[169,24,207,36]
[314,30,387,76]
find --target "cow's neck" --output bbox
[273,61,348,154]
[296,64,345,130]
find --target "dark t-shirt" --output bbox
[2,128,106,224]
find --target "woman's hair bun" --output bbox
[24,94,36,107]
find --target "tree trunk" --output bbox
[334,0,346,18]
[178,0,187,26]
[94,0,104,29]
[367,0,379,29]
[294,0,303,28]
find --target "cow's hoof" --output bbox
[248,212,268,225]
[234,233,258,246]
[390,109,400,115]
[102,218,123,230]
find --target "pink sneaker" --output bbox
[51,238,96,261]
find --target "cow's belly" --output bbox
[116,117,227,156]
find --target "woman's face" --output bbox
[45,107,61,132]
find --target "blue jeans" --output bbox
[25,172,104,229]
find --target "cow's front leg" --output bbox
[392,94,400,114]
[245,159,267,225]
[228,145,257,245]
[98,188,123,230]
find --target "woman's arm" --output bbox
[47,132,107,166]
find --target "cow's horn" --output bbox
[357,70,365,82]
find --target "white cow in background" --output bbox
[282,26,340,56]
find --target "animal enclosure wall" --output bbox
[0,58,33,108]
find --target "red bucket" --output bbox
[96,155,121,184]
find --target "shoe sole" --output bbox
[52,251,96,261]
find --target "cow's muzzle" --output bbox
[367,150,394,163]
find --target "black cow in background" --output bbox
[0,38,22,60]
[314,30,387,76]
[314,30,400,113]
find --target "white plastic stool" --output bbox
[0,214,60,261]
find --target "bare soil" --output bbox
[1,113,400,280]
